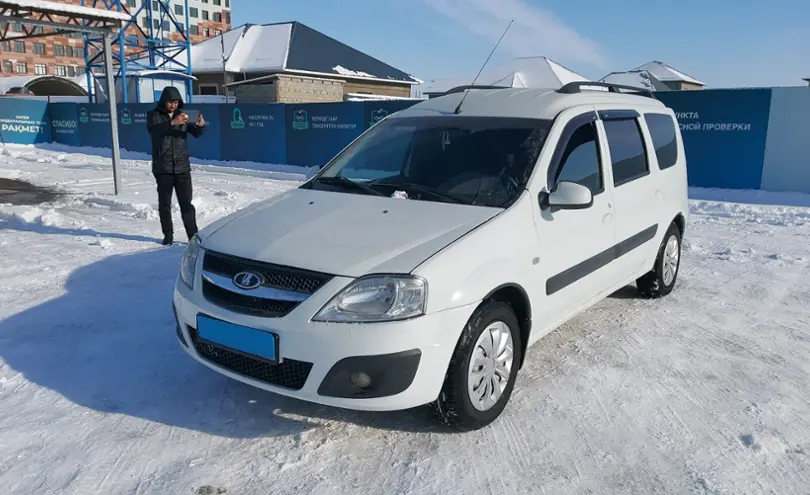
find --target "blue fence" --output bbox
[2,88,810,193]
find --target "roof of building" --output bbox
[0,0,130,22]
[391,86,666,121]
[188,22,422,85]
[0,74,88,96]
[423,56,589,95]
[599,70,671,92]
[629,61,704,86]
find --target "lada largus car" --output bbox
[172,82,689,431]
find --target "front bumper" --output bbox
[173,273,475,411]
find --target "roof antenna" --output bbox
[454,19,513,115]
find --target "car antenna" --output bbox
[454,19,513,115]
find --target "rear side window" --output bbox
[644,113,678,170]
[603,118,649,186]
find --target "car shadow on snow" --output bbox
[0,248,453,438]
[0,220,160,244]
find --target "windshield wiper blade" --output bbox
[375,182,466,204]
[315,176,385,196]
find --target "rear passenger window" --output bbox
[553,122,603,195]
[644,113,678,170]
[603,118,649,186]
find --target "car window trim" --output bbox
[642,112,679,171]
[546,110,605,196]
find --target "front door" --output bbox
[532,109,617,327]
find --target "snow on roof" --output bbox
[181,22,420,85]
[629,61,704,86]
[599,70,670,92]
[423,56,589,94]
[0,0,130,22]
[0,74,88,95]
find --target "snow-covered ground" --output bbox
[1,144,809,495]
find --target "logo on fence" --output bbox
[231,108,245,129]
[79,107,89,124]
[370,108,389,127]
[292,109,309,130]
[120,108,132,125]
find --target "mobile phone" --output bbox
[183,109,200,122]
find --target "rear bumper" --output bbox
[173,274,475,411]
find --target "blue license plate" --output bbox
[196,315,279,363]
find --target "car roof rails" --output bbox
[557,81,655,99]
[442,84,511,96]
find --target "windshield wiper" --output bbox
[374,182,466,204]
[314,176,385,196]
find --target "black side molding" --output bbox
[546,224,658,296]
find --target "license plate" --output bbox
[196,315,279,363]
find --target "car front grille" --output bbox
[189,327,313,390]
[201,250,333,318]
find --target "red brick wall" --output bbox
[0,1,232,78]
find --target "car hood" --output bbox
[199,188,501,277]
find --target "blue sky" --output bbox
[233,0,810,89]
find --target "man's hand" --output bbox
[196,113,205,127]
[171,113,188,126]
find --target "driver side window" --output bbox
[553,121,604,196]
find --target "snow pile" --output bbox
[1,146,809,494]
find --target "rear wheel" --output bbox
[637,222,682,298]
[428,300,522,431]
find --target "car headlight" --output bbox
[180,235,202,289]
[313,275,427,323]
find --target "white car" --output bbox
[173,82,689,431]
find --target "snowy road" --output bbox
[1,145,809,494]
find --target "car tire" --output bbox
[636,221,682,298]
[428,300,522,431]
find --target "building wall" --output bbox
[0,0,232,80]
[229,75,345,104]
[342,80,411,98]
[664,81,704,91]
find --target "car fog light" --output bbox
[350,371,372,389]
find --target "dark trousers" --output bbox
[154,172,198,239]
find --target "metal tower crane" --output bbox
[81,0,193,103]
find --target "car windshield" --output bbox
[303,116,552,208]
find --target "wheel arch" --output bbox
[482,283,532,369]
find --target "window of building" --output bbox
[65,46,74,58]
[603,118,650,186]
[162,21,170,31]
[175,4,184,15]
[16,62,27,73]
[33,43,45,55]
[202,27,210,37]
[553,121,603,195]
[190,25,199,35]
[68,66,77,77]
[225,12,230,24]
[225,0,230,7]
[213,0,221,5]
[75,47,84,58]
[35,64,47,75]
[54,65,67,76]
[4,61,13,73]
[190,7,198,17]
[154,19,160,29]
[12,22,22,32]
[214,29,222,36]
[54,44,65,56]
[152,1,159,10]
[202,10,209,20]
[1,41,10,51]
[644,113,679,170]
[142,17,151,28]
[126,0,136,6]
[213,12,221,22]
[14,41,25,53]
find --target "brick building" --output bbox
[0,0,232,80]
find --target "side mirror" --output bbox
[539,181,593,211]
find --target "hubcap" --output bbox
[663,234,680,286]
[467,321,515,412]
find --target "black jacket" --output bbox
[146,86,206,175]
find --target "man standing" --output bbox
[146,86,206,245]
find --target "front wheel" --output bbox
[428,300,522,431]
[637,222,682,298]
